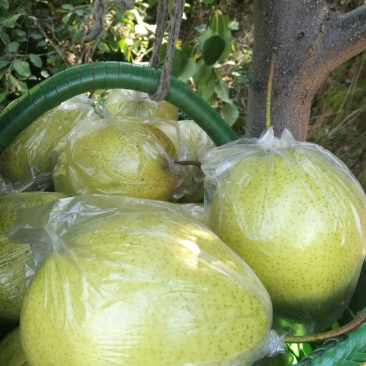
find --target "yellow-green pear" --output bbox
[203,128,366,335]
[0,192,67,324]
[0,327,28,366]
[104,89,179,121]
[20,208,274,366]
[53,119,179,201]
[0,95,95,191]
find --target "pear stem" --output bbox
[285,311,366,344]
[175,160,202,168]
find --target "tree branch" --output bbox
[316,4,366,75]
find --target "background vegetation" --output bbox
[0,0,365,188]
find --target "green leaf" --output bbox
[6,42,19,53]
[98,42,111,52]
[172,49,197,83]
[223,102,239,126]
[0,0,9,10]
[75,8,84,16]
[202,35,226,66]
[198,78,216,101]
[193,59,212,85]
[29,54,42,68]
[62,4,74,10]
[214,79,232,104]
[0,59,9,69]
[73,29,83,44]
[218,29,233,62]
[209,10,229,35]
[5,14,22,28]
[203,0,216,4]
[13,60,31,78]
[62,14,71,24]
[0,92,7,104]
[41,70,50,78]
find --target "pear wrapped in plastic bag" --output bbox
[52,116,180,201]
[0,192,67,324]
[0,95,96,193]
[202,127,366,335]
[8,195,283,366]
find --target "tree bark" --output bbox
[246,0,366,141]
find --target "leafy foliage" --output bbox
[0,0,246,126]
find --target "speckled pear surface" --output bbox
[0,96,94,190]
[0,327,27,366]
[105,89,179,121]
[53,119,178,201]
[203,128,366,334]
[0,192,67,324]
[20,209,273,366]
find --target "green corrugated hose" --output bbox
[0,62,238,154]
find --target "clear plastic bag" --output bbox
[0,95,96,193]
[52,115,180,201]
[202,127,366,335]
[104,89,179,121]
[0,192,67,324]
[8,194,283,366]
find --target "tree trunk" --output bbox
[246,0,366,140]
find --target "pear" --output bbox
[53,118,179,201]
[0,327,28,366]
[0,95,95,191]
[18,202,274,366]
[104,89,179,121]
[0,192,67,324]
[203,128,366,334]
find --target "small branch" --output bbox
[175,160,202,169]
[285,311,366,344]
[316,4,366,75]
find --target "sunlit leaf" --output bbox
[214,79,232,104]
[62,4,74,11]
[5,14,22,28]
[223,102,239,126]
[13,60,31,78]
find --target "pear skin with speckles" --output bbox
[53,120,179,201]
[204,132,366,334]
[0,327,28,366]
[105,89,179,121]
[0,192,67,324]
[20,211,273,366]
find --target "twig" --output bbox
[285,311,366,344]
